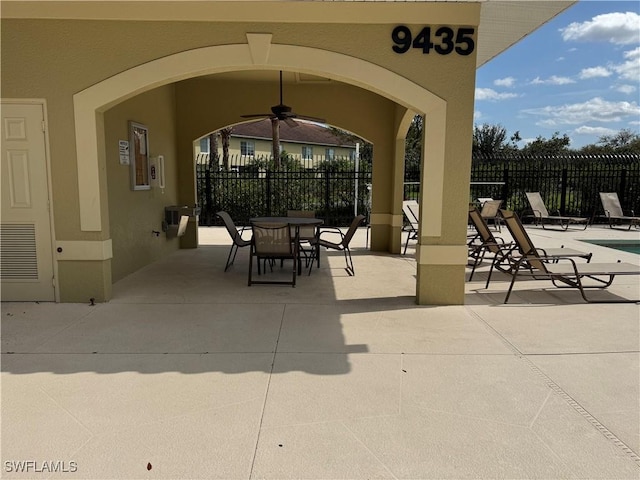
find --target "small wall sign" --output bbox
[391,26,475,56]
[119,140,130,165]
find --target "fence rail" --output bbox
[197,153,639,226]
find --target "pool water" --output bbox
[581,239,640,255]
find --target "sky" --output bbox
[474,0,640,149]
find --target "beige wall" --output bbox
[104,85,181,282]
[1,4,478,303]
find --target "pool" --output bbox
[581,239,640,255]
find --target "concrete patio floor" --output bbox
[2,224,639,479]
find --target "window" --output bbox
[325,148,335,160]
[302,146,313,160]
[241,141,255,157]
[199,137,209,153]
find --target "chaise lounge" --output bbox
[496,209,640,304]
[525,192,590,230]
[599,192,640,230]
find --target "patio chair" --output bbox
[467,206,515,282]
[217,211,251,272]
[248,222,297,287]
[468,206,591,283]
[402,200,420,255]
[308,214,366,276]
[495,209,639,303]
[599,192,640,230]
[525,192,589,230]
[479,198,503,231]
[287,210,318,266]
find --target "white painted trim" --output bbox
[73,41,446,232]
[55,240,113,261]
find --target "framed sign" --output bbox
[129,121,150,190]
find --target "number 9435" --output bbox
[391,25,475,56]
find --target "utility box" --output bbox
[163,205,200,238]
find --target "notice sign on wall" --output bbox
[119,140,130,165]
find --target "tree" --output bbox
[472,123,519,156]
[404,115,423,175]
[578,129,640,154]
[220,127,233,170]
[520,132,571,156]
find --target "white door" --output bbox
[1,102,55,301]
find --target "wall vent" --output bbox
[1,224,38,280]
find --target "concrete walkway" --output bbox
[2,225,639,479]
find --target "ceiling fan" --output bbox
[240,71,326,165]
[240,71,326,128]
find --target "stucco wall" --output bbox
[104,85,180,282]
[1,7,478,303]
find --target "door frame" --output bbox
[2,98,58,302]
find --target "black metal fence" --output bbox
[404,153,639,219]
[197,154,372,226]
[198,153,639,226]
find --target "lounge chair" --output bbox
[496,209,639,304]
[217,211,251,272]
[467,205,514,281]
[479,198,503,231]
[402,200,419,255]
[525,192,589,230]
[468,206,591,284]
[308,215,365,276]
[599,192,640,230]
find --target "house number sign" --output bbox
[391,26,475,56]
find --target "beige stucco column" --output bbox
[416,99,473,305]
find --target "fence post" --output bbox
[560,168,568,215]
[266,169,272,216]
[620,168,627,204]
[502,167,509,207]
[324,169,331,221]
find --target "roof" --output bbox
[230,119,357,148]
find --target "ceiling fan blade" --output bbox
[240,114,271,118]
[283,117,298,128]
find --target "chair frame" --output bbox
[467,206,515,282]
[248,222,297,287]
[402,200,420,255]
[287,210,319,268]
[598,192,640,230]
[308,215,365,276]
[497,209,639,304]
[217,211,252,272]
[524,192,590,230]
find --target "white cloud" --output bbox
[560,12,640,45]
[531,75,576,85]
[615,84,637,94]
[573,125,617,136]
[579,66,612,79]
[494,77,516,88]
[475,88,519,101]
[556,56,565,62]
[612,47,640,81]
[521,97,640,126]
[474,110,482,121]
